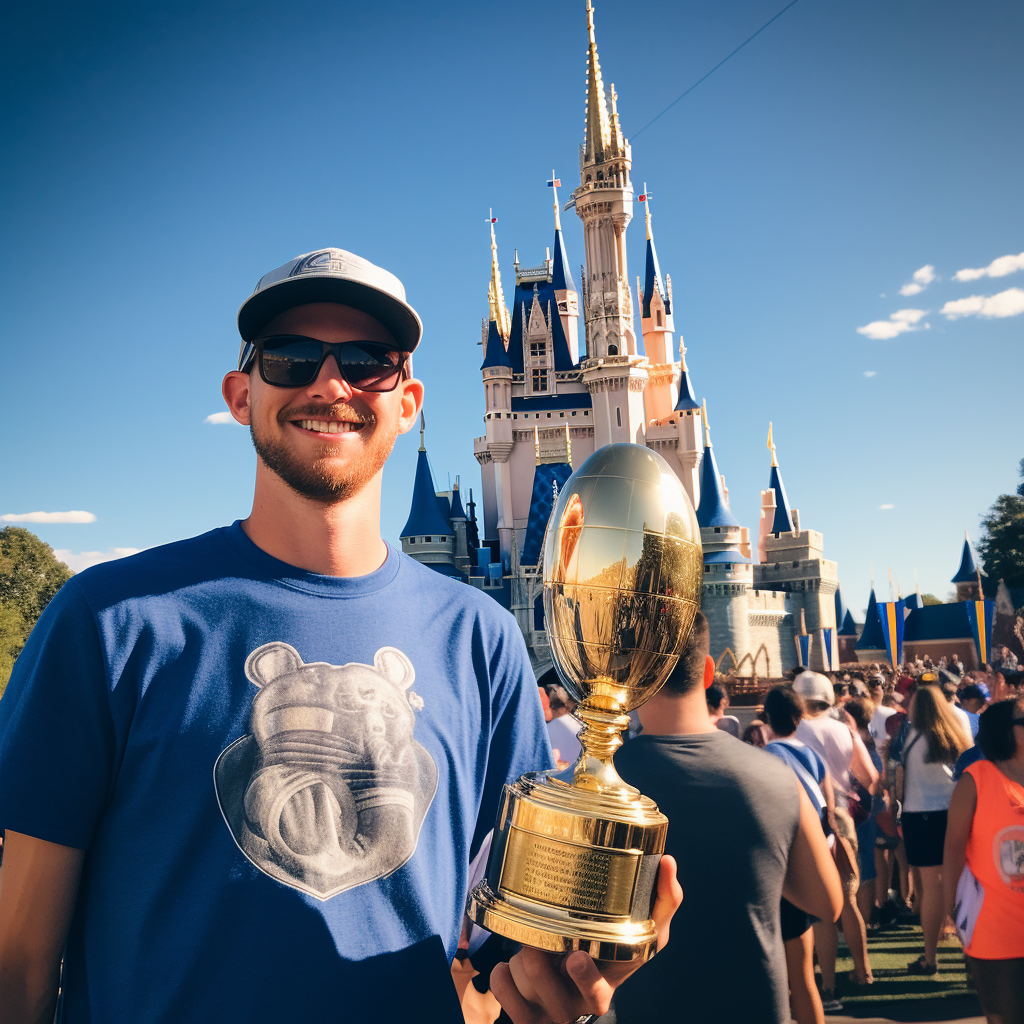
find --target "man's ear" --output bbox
[395,377,425,435]
[222,371,253,426]
[703,655,715,690]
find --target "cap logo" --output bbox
[291,250,361,277]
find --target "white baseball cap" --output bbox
[792,671,835,706]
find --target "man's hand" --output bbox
[489,855,682,1024]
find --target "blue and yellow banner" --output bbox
[819,627,838,671]
[794,632,810,668]
[876,599,905,668]
[964,600,995,667]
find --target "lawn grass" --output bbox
[830,917,982,1021]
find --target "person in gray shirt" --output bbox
[600,613,842,1024]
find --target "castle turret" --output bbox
[572,0,647,447]
[952,532,985,601]
[401,419,460,577]
[450,477,470,572]
[638,193,676,424]
[549,175,580,364]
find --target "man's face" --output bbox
[222,303,423,503]
[962,696,985,713]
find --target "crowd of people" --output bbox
[721,654,1024,1022]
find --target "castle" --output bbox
[399,0,843,679]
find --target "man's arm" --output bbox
[0,831,84,1024]
[782,782,843,923]
[942,773,977,918]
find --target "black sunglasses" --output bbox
[240,336,408,391]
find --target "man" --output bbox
[599,613,842,1023]
[868,676,897,754]
[941,679,976,740]
[958,682,987,738]
[0,249,679,1024]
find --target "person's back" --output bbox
[600,615,841,1024]
[796,712,854,805]
[606,730,799,1023]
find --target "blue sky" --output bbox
[2,0,1021,617]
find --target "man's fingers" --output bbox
[565,951,615,1015]
[510,948,581,1023]
[652,854,683,953]
[490,961,541,1024]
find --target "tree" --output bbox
[977,459,1024,594]
[0,527,73,697]
[920,593,943,606]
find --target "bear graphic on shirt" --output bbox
[214,642,437,900]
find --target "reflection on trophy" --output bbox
[467,443,702,962]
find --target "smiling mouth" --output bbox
[293,419,367,435]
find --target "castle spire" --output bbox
[640,186,669,320]
[583,0,612,167]
[487,211,511,341]
[548,171,576,293]
[766,427,794,534]
[401,424,454,540]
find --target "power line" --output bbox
[633,0,802,139]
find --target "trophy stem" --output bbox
[570,704,634,796]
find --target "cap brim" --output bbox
[237,275,422,351]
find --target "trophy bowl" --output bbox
[467,444,702,962]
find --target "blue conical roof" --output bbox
[507,280,576,373]
[401,449,453,538]
[674,364,700,411]
[696,444,740,529]
[835,587,858,636]
[904,592,923,611]
[551,227,575,292]
[480,319,511,370]
[642,236,669,319]
[951,536,984,583]
[768,464,794,534]
[450,484,466,520]
[856,588,885,650]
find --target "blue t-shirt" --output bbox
[764,738,827,816]
[0,524,552,1023]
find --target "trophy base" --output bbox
[467,772,667,963]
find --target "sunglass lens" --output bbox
[336,344,404,392]
[260,338,324,387]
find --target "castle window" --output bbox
[529,342,546,358]
[547,413,551,418]
[616,407,622,427]
[608,345,618,355]
[584,410,589,416]
[656,311,663,326]
[531,369,549,392]
[704,565,710,573]
[425,536,432,543]
[559,412,564,417]
[513,414,517,419]
[572,411,576,416]
[714,527,721,534]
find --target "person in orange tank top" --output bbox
[943,698,1024,1024]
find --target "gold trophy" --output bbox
[467,443,702,962]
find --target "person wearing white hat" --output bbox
[0,249,680,1024]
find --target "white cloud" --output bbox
[941,287,1024,320]
[205,411,236,425]
[856,308,928,340]
[2,510,97,524]
[53,547,141,572]
[954,252,1024,282]
[879,504,894,510]
[899,264,936,296]
[863,370,877,377]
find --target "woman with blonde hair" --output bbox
[897,684,971,975]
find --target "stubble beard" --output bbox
[250,404,397,504]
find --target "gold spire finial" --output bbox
[768,422,777,467]
[583,0,611,166]
[419,411,425,452]
[486,211,511,341]
[702,399,711,447]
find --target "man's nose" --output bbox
[304,354,354,402]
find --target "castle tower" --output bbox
[696,405,753,669]
[478,220,515,552]
[572,0,648,448]
[549,176,581,364]
[638,194,675,424]
[401,418,459,576]
[753,427,838,668]
[952,532,985,601]
[450,478,470,572]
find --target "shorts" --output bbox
[965,955,1024,1023]
[901,810,948,867]
[780,897,814,941]
[856,818,878,881]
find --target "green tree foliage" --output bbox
[920,593,943,606]
[977,458,1024,593]
[0,527,73,697]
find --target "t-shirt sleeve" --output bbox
[470,618,554,861]
[0,580,118,849]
